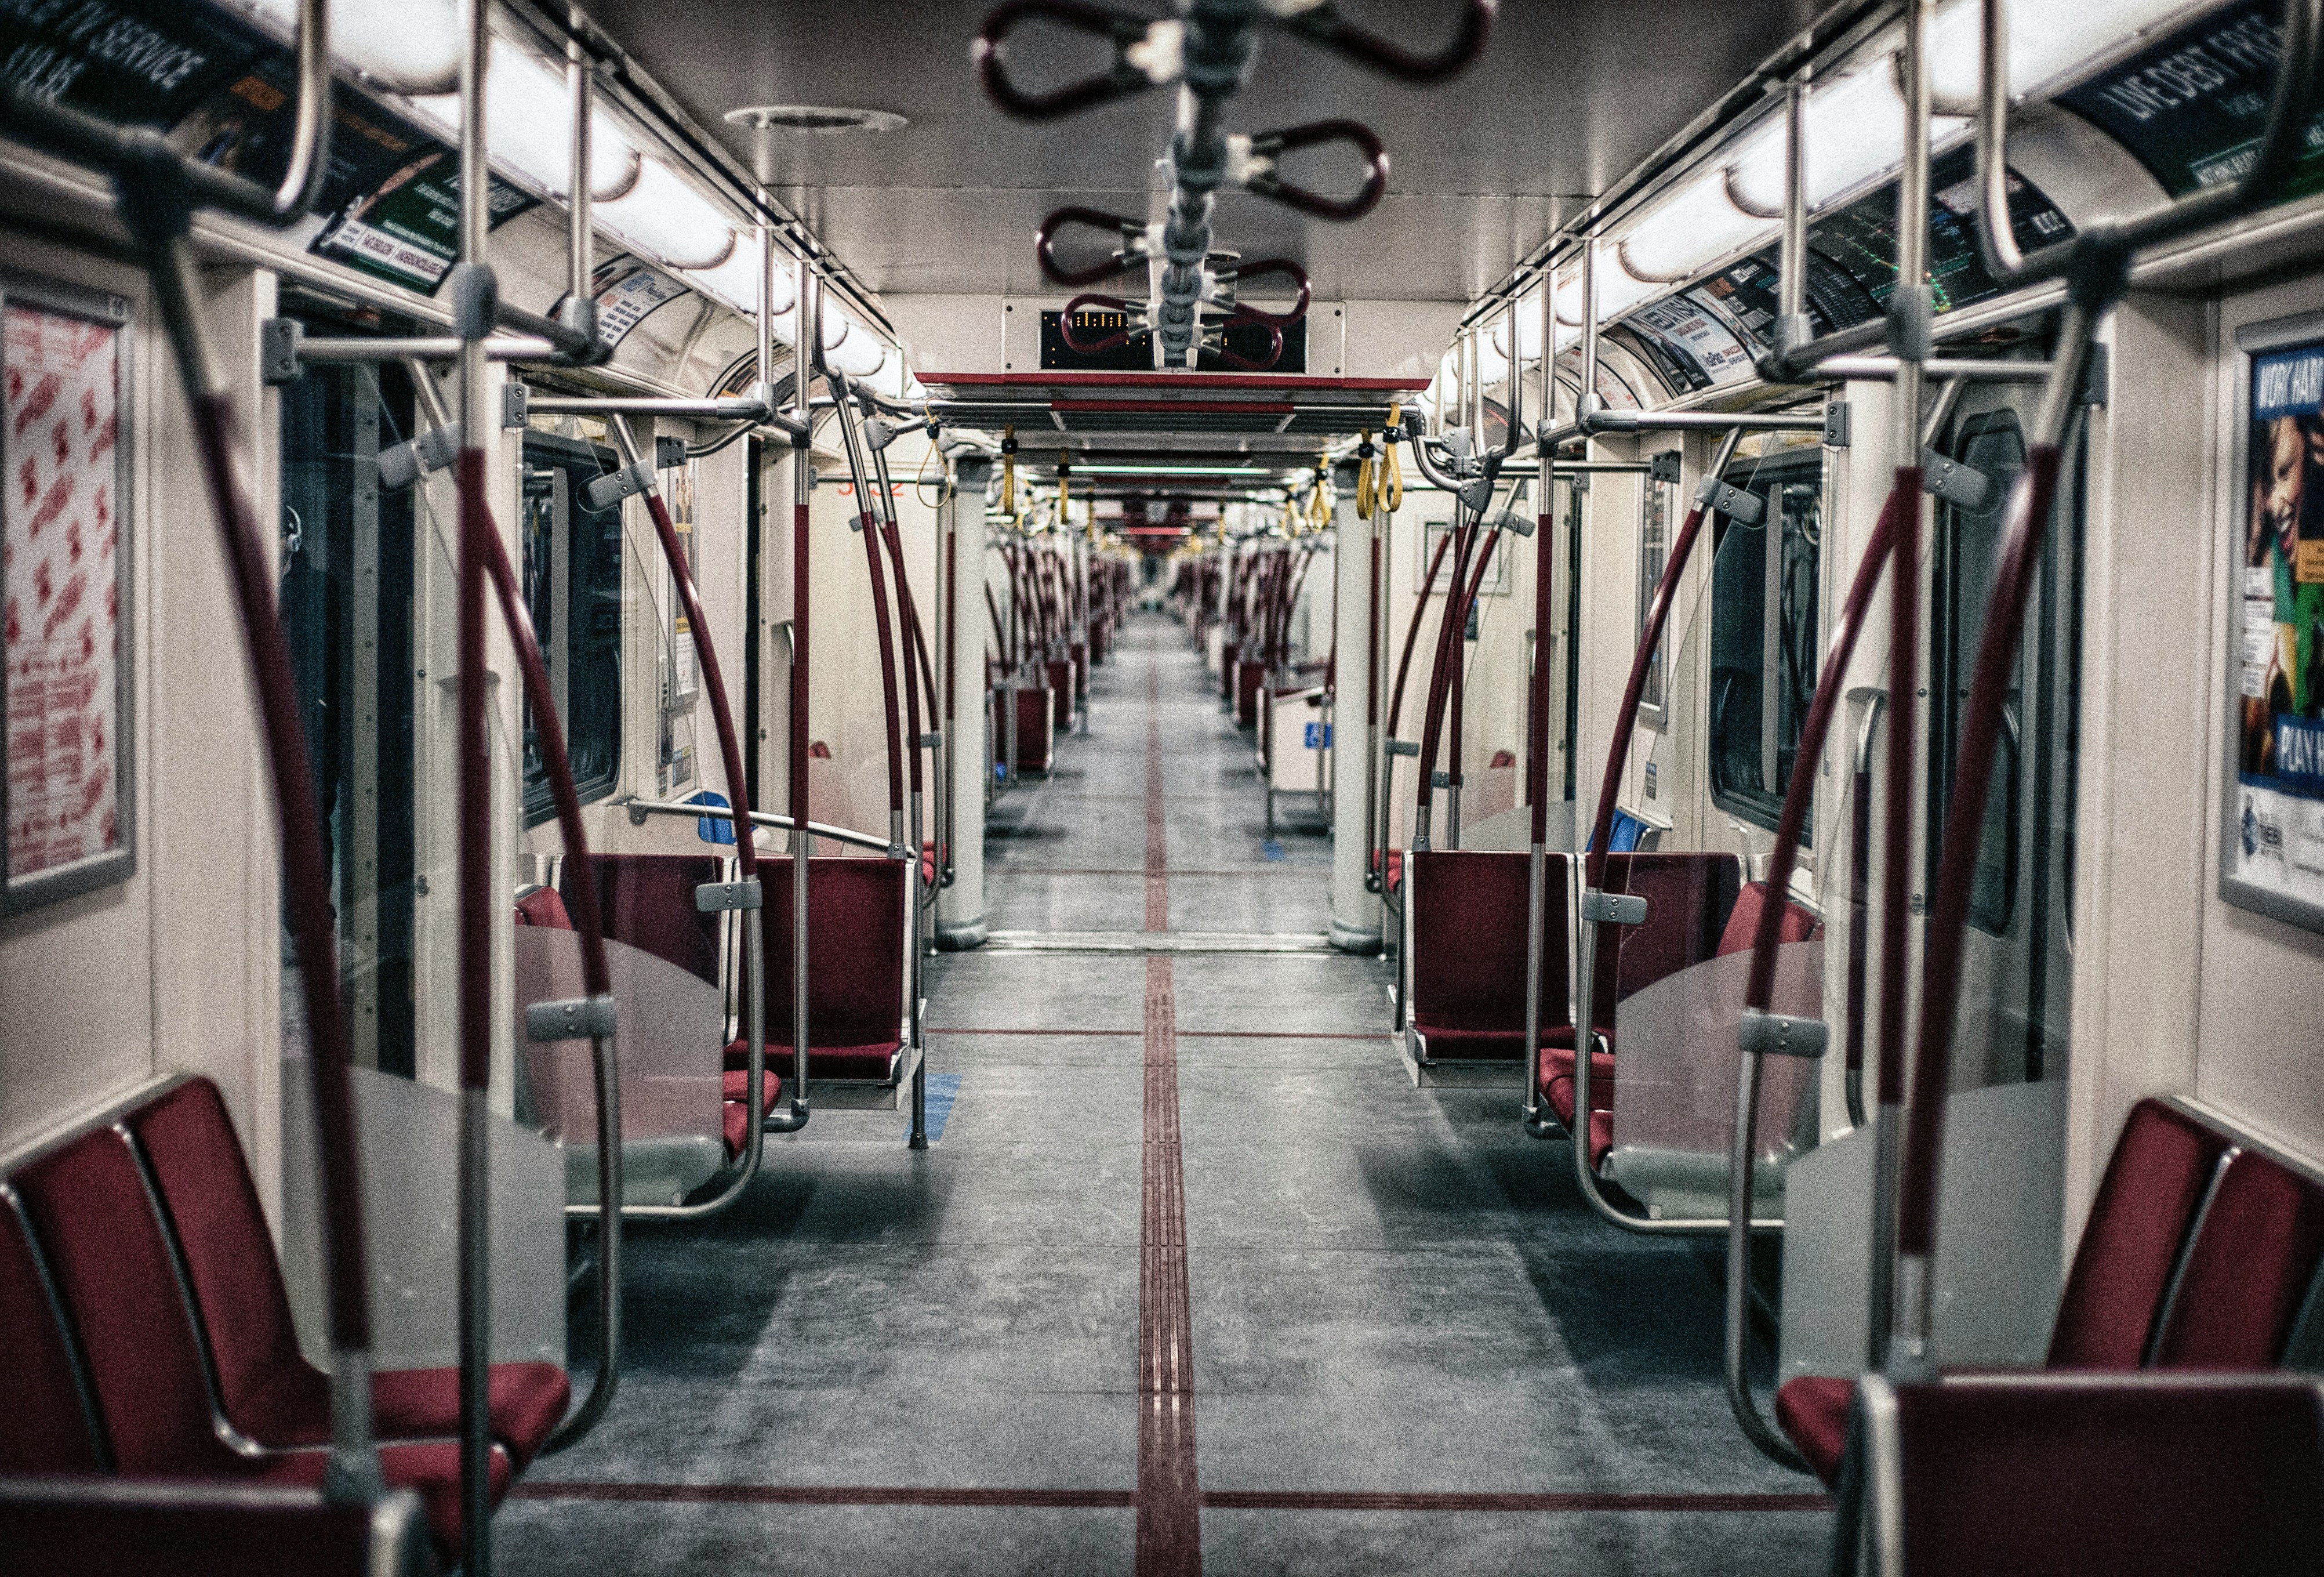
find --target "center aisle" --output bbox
[496,611,1831,1576]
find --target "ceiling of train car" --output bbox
[569,0,1828,304]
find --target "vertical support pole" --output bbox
[791,257,816,1124]
[940,459,992,948]
[1872,0,1932,1371]
[1524,270,1557,1133]
[453,1,493,1570]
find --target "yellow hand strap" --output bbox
[1000,423,1019,519]
[1380,403,1404,514]
[1356,429,1378,520]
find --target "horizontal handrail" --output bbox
[624,797,892,855]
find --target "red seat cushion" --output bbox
[2152,1148,2324,1369]
[1405,850,1576,1050]
[2049,1099,2231,1368]
[570,853,724,984]
[1541,1055,1616,1173]
[721,1067,787,1160]
[256,1438,511,1564]
[514,886,572,929]
[747,857,909,1053]
[1774,1375,1853,1488]
[1714,880,1820,957]
[726,1039,900,1082]
[126,1079,569,1467]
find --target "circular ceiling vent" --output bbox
[724,105,909,135]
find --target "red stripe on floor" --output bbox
[1139,652,1201,1575]
[1200,1491,1835,1513]
[1145,662,1169,933]
[512,1483,1135,1509]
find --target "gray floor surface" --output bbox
[496,611,1831,1575]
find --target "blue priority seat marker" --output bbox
[1261,840,1286,861]
[909,1073,963,1143]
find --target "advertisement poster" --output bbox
[310,148,538,294]
[2228,334,2324,930]
[3,287,132,909]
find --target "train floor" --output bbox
[497,611,1832,1575]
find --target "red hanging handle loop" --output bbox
[1221,258,1311,331]
[974,0,1164,120]
[1278,0,1497,83]
[1061,293,1141,353]
[1242,121,1389,222]
[1037,205,1149,287]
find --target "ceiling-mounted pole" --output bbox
[561,33,596,347]
[1577,238,1602,427]
[1774,71,1810,369]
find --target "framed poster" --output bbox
[2,273,134,913]
[2226,314,2324,932]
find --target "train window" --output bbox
[1930,412,2027,936]
[278,340,419,1076]
[519,430,626,822]
[1637,467,1673,725]
[1708,450,1823,836]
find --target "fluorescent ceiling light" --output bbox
[598,156,736,269]
[1727,62,1966,216]
[1618,168,1774,284]
[1928,0,2197,105]
[236,0,460,95]
[410,42,636,200]
[825,324,887,377]
[676,242,799,319]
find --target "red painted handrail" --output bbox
[1743,474,1918,1009]
[1585,503,1708,889]
[1900,445,2064,1257]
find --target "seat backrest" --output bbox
[10,1122,234,1474]
[0,1181,106,1473]
[760,855,909,1046]
[1889,1375,2324,1576]
[570,851,723,984]
[1597,851,1741,1010]
[2047,1099,2232,1368]
[1406,850,1571,1031]
[2152,1148,2324,1369]
[1713,880,1820,958]
[514,885,573,929]
[124,1079,310,1431]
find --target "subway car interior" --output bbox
[9,1,2324,1572]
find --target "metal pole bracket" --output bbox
[1580,889,1647,926]
[1694,474,1764,524]
[525,994,618,1043]
[1737,1006,1829,1058]
[695,879,764,912]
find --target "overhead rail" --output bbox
[975,0,1494,369]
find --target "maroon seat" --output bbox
[2051,1100,2234,1368]
[0,1181,105,1473]
[8,1116,509,1561]
[1778,1100,2319,1489]
[727,855,908,1084]
[1872,1373,2324,1575]
[567,851,724,985]
[720,1067,786,1159]
[2152,1148,2324,1368]
[126,1079,570,1469]
[514,883,570,930]
[1404,850,1576,1063]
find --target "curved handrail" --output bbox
[609,416,800,1159]
[1037,205,1148,287]
[1567,429,1781,1238]
[1722,473,1916,1472]
[408,355,624,1452]
[1243,120,1389,221]
[1414,520,1500,844]
[828,378,909,842]
[627,798,892,855]
[28,0,391,1500]
[1280,0,1498,82]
